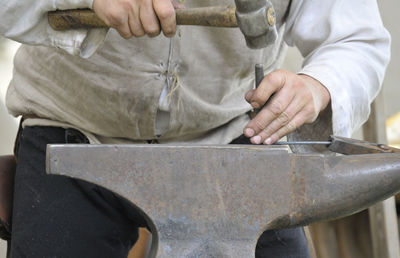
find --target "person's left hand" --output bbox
[243,69,331,144]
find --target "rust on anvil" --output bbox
[289,156,307,227]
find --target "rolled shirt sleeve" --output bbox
[0,0,107,57]
[284,0,391,137]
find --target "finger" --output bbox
[244,88,295,139]
[245,90,255,103]
[128,5,145,37]
[101,5,132,38]
[264,112,308,144]
[249,70,287,109]
[140,0,161,37]
[115,16,133,39]
[153,0,176,37]
[254,95,308,144]
[92,0,132,38]
[172,0,184,9]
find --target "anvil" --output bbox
[46,136,400,257]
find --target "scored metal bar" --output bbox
[274,141,331,145]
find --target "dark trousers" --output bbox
[10,126,310,257]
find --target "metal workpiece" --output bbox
[328,135,400,155]
[46,144,400,257]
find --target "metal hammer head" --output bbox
[235,0,278,49]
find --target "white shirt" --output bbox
[1,0,391,143]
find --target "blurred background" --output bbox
[0,1,399,257]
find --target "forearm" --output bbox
[0,0,106,57]
[285,0,391,136]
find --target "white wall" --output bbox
[379,0,400,118]
[0,39,19,155]
[0,38,19,258]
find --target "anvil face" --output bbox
[46,144,400,257]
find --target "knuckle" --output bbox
[253,119,267,131]
[121,0,134,11]
[269,100,284,117]
[108,12,125,26]
[163,30,175,37]
[265,73,278,85]
[278,111,291,124]
[251,94,265,107]
[162,25,176,37]
[266,70,286,86]
[132,29,145,37]
[144,24,161,37]
[304,105,317,117]
[285,120,297,132]
[245,90,255,102]
[251,89,262,100]
[292,79,304,90]
[261,126,273,137]
[147,30,161,37]
[119,31,132,39]
[157,7,175,21]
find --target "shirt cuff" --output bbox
[298,67,353,138]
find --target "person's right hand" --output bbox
[93,0,183,39]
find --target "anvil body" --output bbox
[46,144,400,257]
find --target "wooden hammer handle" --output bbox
[48,6,238,31]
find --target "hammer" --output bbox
[48,0,278,49]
